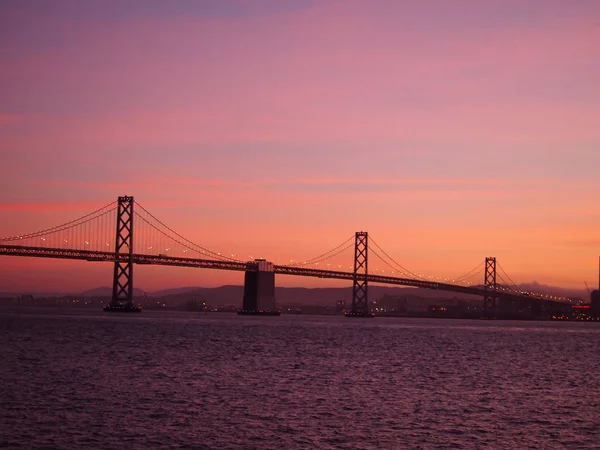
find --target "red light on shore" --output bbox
[572,305,590,309]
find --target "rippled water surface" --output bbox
[1,309,599,449]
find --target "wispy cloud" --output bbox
[0,201,109,212]
[1,0,599,290]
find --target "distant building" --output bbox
[591,290,600,318]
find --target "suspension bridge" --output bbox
[0,196,567,317]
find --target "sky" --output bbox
[1,0,599,293]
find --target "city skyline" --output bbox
[1,0,599,292]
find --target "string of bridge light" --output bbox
[0,199,576,303]
[1,198,242,260]
[133,208,240,262]
[293,235,354,266]
[369,247,414,277]
[368,247,481,285]
[494,263,569,301]
[367,266,484,285]
[282,235,355,267]
[0,201,117,243]
[1,207,117,251]
[454,261,485,283]
[409,262,485,285]
[496,272,518,291]
[135,202,241,262]
[498,263,521,291]
[369,238,480,284]
[494,272,545,297]
[368,236,486,285]
[495,265,570,302]
[32,207,117,251]
[368,236,427,280]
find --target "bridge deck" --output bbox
[0,244,533,301]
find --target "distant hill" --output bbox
[0,291,65,298]
[0,282,589,304]
[148,286,205,297]
[150,285,482,307]
[149,283,590,306]
[155,285,243,304]
[82,287,146,297]
[82,286,203,298]
[518,282,587,301]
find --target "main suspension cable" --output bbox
[283,235,355,266]
[369,236,427,280]
[135,202,240,262]
[0,201,117,242]
[497,262,522,291]
[454,261,485,282]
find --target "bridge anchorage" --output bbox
[238,259,279,316]
[104,196,140,312]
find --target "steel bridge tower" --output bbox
[483,256,497,318]
[110,196,135,308]
[347,231,371,317]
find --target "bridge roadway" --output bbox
[0,245,532,302]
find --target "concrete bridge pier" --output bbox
[239,259,278,314]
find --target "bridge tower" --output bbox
[483,256,497,318]
[109,196,135,309]
[347,231,371,317]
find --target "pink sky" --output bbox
[1,0,599,293]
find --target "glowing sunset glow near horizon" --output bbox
[1,0,599,293]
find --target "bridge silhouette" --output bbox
[0,196,566,317]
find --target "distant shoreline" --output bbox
[1,304,598,323]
